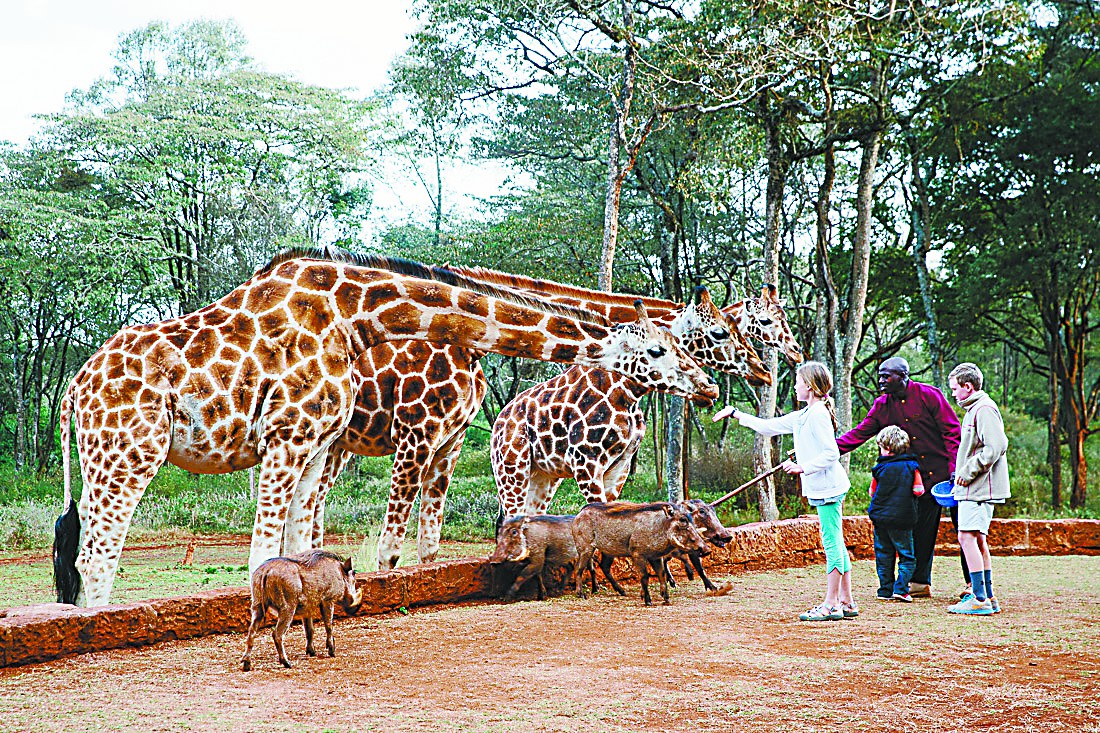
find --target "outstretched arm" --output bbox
[835,400,884,456]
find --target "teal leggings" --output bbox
[816,500,851,574]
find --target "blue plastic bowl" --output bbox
[931,480,957,508]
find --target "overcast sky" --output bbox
[1,0,509,232]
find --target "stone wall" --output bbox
[3,517,1098,668]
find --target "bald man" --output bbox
[836,358,962,597]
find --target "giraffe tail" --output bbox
[54,377,81,604]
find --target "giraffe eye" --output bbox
[710,327,729,341]
[647,345,667,359]
[758,318,773,326]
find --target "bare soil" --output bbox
[2,554,1098,733]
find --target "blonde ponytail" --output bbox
[821,393,839,433]
[797,361,839,432]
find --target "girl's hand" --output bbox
[712,405,737,422]
[781,460,803,475]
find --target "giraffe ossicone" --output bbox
[54,249,717,607]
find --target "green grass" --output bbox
[2,409,1097,554]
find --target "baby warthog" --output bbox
[572,501,709,606]
[241,550,363,671]
[490,514,598,600]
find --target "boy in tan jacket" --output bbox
[947,363,1010,615]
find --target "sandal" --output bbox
[841,601,860,618]
[799,603,843,622]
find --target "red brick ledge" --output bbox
[3,517,1098,668]
[700,516,1100,577]
[0,558,492,668]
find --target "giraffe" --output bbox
[492,285,804,519]
[53,249,718,607]
[722,284,803,364]
[297,279,765,571]
[294,340,487,567]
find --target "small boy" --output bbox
[947,362,1009,616]
[868,426,924,602]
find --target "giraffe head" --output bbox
[597,301,719,405]
[668,286,772,387]
[724,284,804,365]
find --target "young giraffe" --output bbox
[297,279,764,571]
[54,249,718,606]
[493,283,804,519]
[724,284,803,365]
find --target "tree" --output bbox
[42,20,375,313]
[937,1,1100,508]
[0,145,162,472]
[383,30,481,247]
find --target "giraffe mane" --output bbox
[258,247,611,327]
[449,265,680,312]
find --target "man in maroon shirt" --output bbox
[837,357,962,597]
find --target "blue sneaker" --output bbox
[990,597,1001,614]
[948,596,994,615]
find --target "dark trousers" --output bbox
[911,494,942,586]
[873,522,916,597]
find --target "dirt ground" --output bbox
[2,554,1099,733]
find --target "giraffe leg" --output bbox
[416,429,466,564]
[74,401,172,607]
[601,440,639,502]
[378,431,433,570]
[490,406,531,522]
[248,440,321,576]
[281,445,337,556]
[310,449,352,548]
[523,472,563,515]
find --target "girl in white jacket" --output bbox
[714,361,855,621]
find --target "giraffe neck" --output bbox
[447,265,683,322]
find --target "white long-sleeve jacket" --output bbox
[735,402,851,500]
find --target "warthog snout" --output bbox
[490,517,531,564]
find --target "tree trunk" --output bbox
[906,132,945,391]
[13,345,26,474]
[837,132,883,433]
[752,97,788,523]
[813,141,839,372]
[1067,425,1087,509]
[653,394,664,493]
[1046,334,1063,508]
[665,394,685,502]
[1059,317,1090,508]
[596,0,636,292]
[432,125,444,249]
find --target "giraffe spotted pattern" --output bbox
[55,251,717,606]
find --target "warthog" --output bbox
[241,550,363,671]
[572,501,709,606]
[665,498,734,592]
[490,514,599,600]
